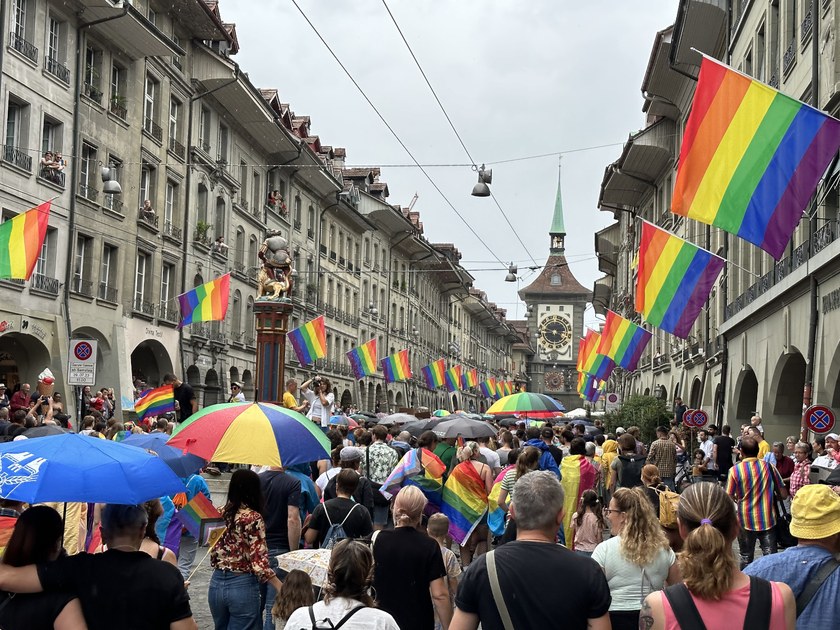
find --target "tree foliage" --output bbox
[603,395,671,443]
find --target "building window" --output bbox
[11,0,27,39]
[45,15,68,80]
[160,263,174,316]
[143,75,160,139]
[231,290,242,337]
[248,236,258,271]
[235,227,245,268]
[108,64,127,118]
[217,124,229,163]
[164,180,177,231]
[199,107,210,150]
[33,230,51,279]
[83,46,102,102]
[134,251,151,306]
[214,197,225,244]
[72,234,93,294]
[168,97,180,142]
[139,165,155,209]
[239,161,249,205]
[147,8,156,25]
[40,116,62,155]
[252,171,261,211]
[79,142,97,200]
[98,244,118,301]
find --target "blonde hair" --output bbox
[612,487,669,566]
[393,485,427,527]
[677,482,739,600]
[427,512,449,539]
[457,441,479,462]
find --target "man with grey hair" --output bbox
[451,471,611,630]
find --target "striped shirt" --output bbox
[726,458,784,532]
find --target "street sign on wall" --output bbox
[67,339,97,386]
[805,405,836,434]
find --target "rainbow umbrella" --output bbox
[168,403,331,467]
[486,392,566,416]
[432,409,451,417]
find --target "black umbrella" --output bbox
[23,425,70,438]
[433,417,497,439]
[498,417,525,428]
[401,418,443,438]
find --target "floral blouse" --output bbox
[210,507,275,583]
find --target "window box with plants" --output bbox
[194,221,211,246]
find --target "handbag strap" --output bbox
[795,557,840,617]
[485,549,515,630]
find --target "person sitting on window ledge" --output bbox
[40,152,61,183]
[140,200,156,220]
[211,236,228,254]
[267,190,279,207]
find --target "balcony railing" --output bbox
[162,221,182,241]
[71,277,93,297]
[813,221,835,255]
[244,335,255,346]
[38,165,64,186]
[103,196,123,214]
[209,330,227,344]
[143,117,163,142]
[233,261,246,276]
[44,56,69,83]
[97,283,118,302]
[82,82,102,104]
[768,73,779,88]
[802,3,813,43]
[138,212,159,230]
[133,298,155,316]
[293,219,301,231]
[109,99,127,120]
[2,145,32,171]
[159,303,178,322]
[783,40,796,74]
[78,185,98,202]
[9,32,37,63]
[191,324,210,338]
[307,228,314,239]
[31,273,59,296]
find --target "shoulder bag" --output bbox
[486,549,515,630]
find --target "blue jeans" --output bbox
[209,570,261,630]
[261,547,288,630]
[178,534,199,581]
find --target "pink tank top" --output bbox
[659,581,787,630]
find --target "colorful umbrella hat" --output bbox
[168,403,331,467]
[486,392,566,416]
[432,409,451,417]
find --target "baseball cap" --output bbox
[827,433,839,442]
[789,485,840,539]
[339,446,362,462]
[616,427,626,435]
[0,383,6,389]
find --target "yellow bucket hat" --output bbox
[789,485,840,539]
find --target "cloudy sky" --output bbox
[223,1,678,325]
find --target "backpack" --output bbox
[655,486,681,528]
[306,604,365,629]
[617,454,645,488]
[322,503,360,549]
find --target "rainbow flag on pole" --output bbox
[636,221,725,339]
[134,385,175,420]
[578,372,602,402]
[579,330,615,381]
[175,491,225,545]
[346,339,377,380]
[672,55,840,260]
[288,316,327,366]
[382,349,411,383]
[596,311,652,371]
[495,380,505,399]
[178,274,230,326]
[0,201,51,280]
[465,368,478,388]
[442,460,489,545]
[480,378,496,398]
[445,366,462,392]
[422,359,445,389]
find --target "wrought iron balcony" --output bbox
[210,330,227,344]
[71,277,94,297]
[159,303,178,322]
[103,196,123,214]
[802,3,813,43]
[38,165,64,186]
[813,221,836,255]
[2,145,32,171]
[77,185,98,202]
[768,73,779,88]
[9,32,37,63]
[143,117,163,142]
[162,221,182,241]
[191,324,210,338]
[133,298,155,316]
[108,99,127,120]
[138,211,159,230]
[31,274,59,296]
[244,335,255,346]
[233,261,246,275]
[294,219,301,231]
[44,56,69,83]
[82,82,102,104]
[783,40,796,74]
[97,283,118,302]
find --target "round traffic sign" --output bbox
[692,409,709,428]
[74,341,93,361]
[683,409,695,428]
[806,405,836,434]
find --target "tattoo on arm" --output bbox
[639,597,654,630]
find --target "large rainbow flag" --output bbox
[379,447,446,506]
[288,315,327,365]
[178,273,230,327]
[578,372,602,402]
[445,366,462,392]
[579,330,615,381]
[382,349,411,383]
[0,201,51,280]
[672,55,840,260]
[134,385,175,420]
[560,454,598,543]
[346,339,376,380]
[480,378,496,398]
[596,311,652,371]
[636,221,725,339]
[422,359,445,389]
[441,462,489,545]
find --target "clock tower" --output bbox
[517,160,591,411]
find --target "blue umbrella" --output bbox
[123,432,207,477]
[0,434,185,503]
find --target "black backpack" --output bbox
[617,454,645,488]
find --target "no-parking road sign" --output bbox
[691,409,709,428]
[682,409,695,428]
[68,339,98,386]
[806,405,836,434]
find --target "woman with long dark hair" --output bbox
[209,469,281,629]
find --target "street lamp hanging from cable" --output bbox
[471,164,492,197]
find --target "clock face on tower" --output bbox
[538,314,572,351]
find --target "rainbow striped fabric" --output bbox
[462,368,478,389]
[480,378,496,398]
[178,274,230,327]
[134,385,175,420]
[442,461,489,545]
[0,201,51,280]
[422,359,445,389]
[725,458,786,531]
[379,447,446,506]
[175,491,225,544]
[672,56,840,260]
[578,372,602,403]
[580,330,615,381]
[503,381,514,396]
[636,221,725,339]
[495,380,505,398]
[288,316,327,365]
[596,311,652,371]
[346,339,377,380]
[445,366,462,392]
[381,349,411,383]
[560,454,598,543]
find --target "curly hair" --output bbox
[612,487,669,566]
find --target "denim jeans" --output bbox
[261,547,288,630]
[178,534,199,581]
[738,527,777,568]
[208,570,261,630]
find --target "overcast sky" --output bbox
[224,1,678,326]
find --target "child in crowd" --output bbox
[272,569,315,629]
[569,489,605,557]
[427,513,461,630]
[691,448,707,483]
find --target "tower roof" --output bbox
[518,254,591,298]
[550,163,565,236]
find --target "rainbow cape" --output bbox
[382,349,411,383]
[486,466,512,536]
[288,315,327,365]
[346,339,377,380]
[174,491,225,545]
[672,55,840,260]
[480,378,496,398]
[422,359,445,389]
[636,221,725,339]
[445,366,462,392]
[441,461,489,545]
[596,310,652,371]
[579,330,615,381]
[0,201,51,280]
[379,447,446,506]
[560,454,598,543]
[134,385,175,420]
[178,273,230,326]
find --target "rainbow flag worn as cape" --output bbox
[672,55,840,260]
[0,201,51,280]
[486,466,512,536]
[445,366,462,392]
[560,454,598,543]
[178,274,230,327]
[422,359,445,389]
[288,315,327,365]
[596,311,652,371]
[442,461,489,545]
[346,339,377,380]
[480,378,496,398]
[175,491,225,545]
[134,385,175,420]
[381,349,411,383]
[379,447,446,507]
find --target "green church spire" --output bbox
[550,157,565,253]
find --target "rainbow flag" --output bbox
[379,447,446,506]
[672,55,840,260]
[0,201,51,280]
[578,372,602,402]
[504,381,514,396]
[134,385,175,420]
[636,221,725,339]
[445,366,462,392]
[495,380,505,399]
[346,339,377,380]
[480,378,496,398]
[422,359,445,389]
[596,311,652,371]
[382,349,411,383]
[178,273,230,326]
[288,315,327,365]
[465,368,478,388]
[174,491,225,544]
[580,330,615,381]
[442,461,489,545]
[560,454,598,543]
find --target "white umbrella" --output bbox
[564,408,589,419]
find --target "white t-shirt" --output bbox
[479,446,501,471]
[812,454,838,469]
[304,389,335,427]
[315,467,340,492]
[591,535,675,611]
[284,597,399,630]
[699,439,716,469]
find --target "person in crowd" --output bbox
[611,433,646,491]
[363,425,399,530]
[626,426,647,457]
[227,382,245,403]
[475,436,500,475]
[790,441,812,498]
[495,430,518,466]
[0,384,8,409]
[540,426,564,466]
[642,464,682,552]
[646,426,677,490]
[9,384,30,414]
[0,505,87,630]
[281,379,309,414]
[691,448,707,482]
[427,513,461,630]
[306,470,373,549]
[447,441,493,567]
[522,427,560,477]
[785,435,797,455]
[433,437,458,477]
[140,199,156,220]
[0,503,195,629]
[451,471,611,630]
[673,397,687,426]
[209,469,281,630]
[139,499,176,567]
[712,424,736,482]
[726,437,788,568]
[323,447,374,516]
[592,487,679,630]
[287,540,399,629]
[600,438,619,498]
[301,376,335,430]
[569,488,605,557]
[315,446,342,498]
[744,484,840,626]
[668,430,686,461]
[162,373,197,424]
[812,434,836,469]
[496,445,540,515]
[51,392,64,414]
[697,429,716,475]
[560,437,597,542]
[746,426,771,460]
[765,442,794,493]
[750,413,765,434]
[641,482,795,629]
[372,486,451,630]
[271,570,314,630]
